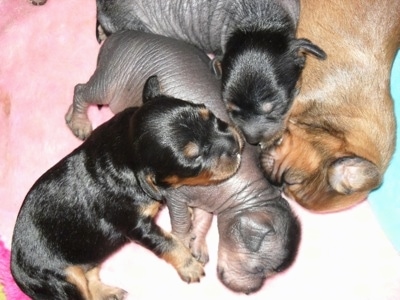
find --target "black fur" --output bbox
[11,76,241,300]
[94,0,326,146]
[221,27,326,145]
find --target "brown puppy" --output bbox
[262,0,400,212]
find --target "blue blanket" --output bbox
[369,50,400,252]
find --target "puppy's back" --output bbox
[96,30,226,118]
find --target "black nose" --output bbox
[252,266,265,274]
[227,136,240,157]
[243,132,261,145]
[212,129,240,155]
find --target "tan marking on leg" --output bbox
[65,266,91,300]
[160,232,204,283]
[65,266,127,300]
[86,267,127,300]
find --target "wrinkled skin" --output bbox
[66,31,301,294]
[96,0,326,145]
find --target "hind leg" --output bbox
[189,209,212,265]
[65,83,105,140]
[133,203,205,283]
[65,266,127,300]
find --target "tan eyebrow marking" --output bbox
[198,107,210,120]
[183,142,200,158]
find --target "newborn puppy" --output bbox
[96,0,326,145]
[261,0,400,212]
[66,30,301,294]
[11,76,242,300]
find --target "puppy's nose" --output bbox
[217,267,225,280]
[241,128,263,145]
[227,141,240,157]
[242,132,261,145]
[214,134,240,155]
[252,266,265,274]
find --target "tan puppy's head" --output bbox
[260,0,400,212]
[261,120,382,212]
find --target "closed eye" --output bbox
[283,169,305,186]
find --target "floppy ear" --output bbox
[136,169,164,200]
[142,75,162,103]
[237,212,275,252]
[293,38,327,60]
[328,156,381,195]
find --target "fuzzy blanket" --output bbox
[0,1,399,299]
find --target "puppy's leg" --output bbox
[167,200,193,248]
[65,266,127,300]
[65,84,92,139]
[167,203,211,265]
[158,232,205,283]
[65,83,106,140]
[133,203,205,283]
[190,209,213,265]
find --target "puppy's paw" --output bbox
[104,288,127,300]
[97,25,108,42]
[30,0,47,5]
[177,256,205,283]
[190,238,209,265]
[175,232,195,249]
[65,105,92,140]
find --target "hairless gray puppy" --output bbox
[96,0,326,146]
[66,30,301,294]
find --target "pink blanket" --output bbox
[1,1,399,299]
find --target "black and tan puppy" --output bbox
[11,76,242,300]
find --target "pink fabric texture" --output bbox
[0,1,399,299]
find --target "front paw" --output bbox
[174,232,209,265]
[190,238,209,265]
[175,232,195,249]
[65,105,92,140]
[177,256,205,283]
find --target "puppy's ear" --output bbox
[142,75,162,103]
[293,38,327,60]
[328,156,381,195]
[137,169,163,200]
[237,212,275,252]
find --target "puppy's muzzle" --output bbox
[209,124,243,181]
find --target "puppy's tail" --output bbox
[11,258,84,300]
